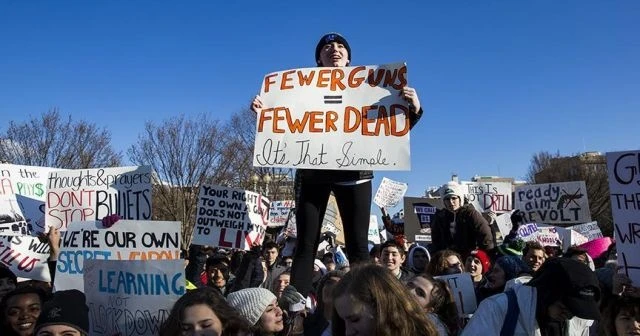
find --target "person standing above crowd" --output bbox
[250,32,424,296]
[431,181,494,258]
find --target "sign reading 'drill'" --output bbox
[253,63,413,171]
[374,177,409,208]
[45,166,152,231]
[192,185,269,250]
[84,259,185,336]
[607,150,640,283]
[514,181,591,224]
[269,200,295,228]
[54,220,181,292]
[0,235,51,282]
[0,164,61,235]
[463,182,512,213]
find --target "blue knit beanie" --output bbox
[495,256,530,281]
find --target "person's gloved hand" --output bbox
[102,214,121,228]
[279,285,306,312]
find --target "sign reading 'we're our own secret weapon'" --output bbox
[253,63,413,171]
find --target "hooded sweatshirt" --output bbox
[407,245,431,274]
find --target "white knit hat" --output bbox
[440,181,465,201]
[227,288,277,326]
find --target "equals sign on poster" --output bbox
[324,95,342,104]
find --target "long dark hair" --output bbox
[411,274,460,335]
[602,296,640,336]
[160,287,250,336]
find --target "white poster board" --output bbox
[269,200,294,228]
[0,164,59,235]
[515,223,540,242]
[0,235,51,281]
[607,151,640,283]
[192,185,269,250]
[567,221,603,242]
[253,63,412,171]
[368,215,381,245]
[464,181,513,213]
[84,259,184,336]
[435,273,477,315]
[515,181,591,224]
[374,177,408,208]
[54,220,181,292]
[495,211,514,237]
[45,166,152,231]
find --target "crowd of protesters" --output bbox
[1,32,639,336]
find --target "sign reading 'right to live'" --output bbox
[607,150,640,283]
[253,63,413,171]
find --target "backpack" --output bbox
[500,289,520,336]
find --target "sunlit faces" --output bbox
[274,273,290,298]
[35,324,82,336]
[335,294,376,336]
[381,246,405,273]
[259,300,284,333]
[443,196,461,212]
[206,266,227,289]
[407,277,434,311]
[524,248,546,272]
[444,255,463,274]
[487,264,506,289]
[5,293,42,336]
[0,277,17,299]
[465,256,483,278]
[615,307,640,336]
[547,300,574,321]
[318,42,350,67]
[264,248,279,265]
[412,250,429,272]
[180,303,223,336]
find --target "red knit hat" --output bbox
[470,249,491,274]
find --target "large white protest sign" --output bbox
[435,273,477,315]
[254,63,413,171]
[516,223,540,242]
[84,259,184,336]
[192,185,269,250]
[463,181,512,213]
[515,181,591,224]
[0,235,51,282]
[567,221,603,242]
[535,226,561,247]
[45,166,152,231]
[0,164,59,235]
[269,200,295,228]
[607,150,640,283]
[368,216,381,245]
[54,220,181,292]
[374,177,408,208]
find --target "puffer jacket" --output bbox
[431,204,494,257]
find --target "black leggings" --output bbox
[290,180,371,295]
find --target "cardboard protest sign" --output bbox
[269,200,295,228]
[607,150,640,282]
[463,181,512,213]
[284,208,297,238]
[54,220,181,292]
[45,166,152,231]
[321,194,345,245]
[567,221,603,242]
[192,185,269,250]
[535,226,561,247]
[515,181,591,224]
[403,197,440,243]
[0,235,51,281]
[435,273,477,315]
[253,63,413,171]
[84,259,184,336]
[0,164,59,235]
[374,177,408,208]
[368,215,380,245]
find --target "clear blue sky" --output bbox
[1,1,639,216]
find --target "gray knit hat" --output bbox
[227,288,277,326]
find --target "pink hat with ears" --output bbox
[578,237,613,260]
